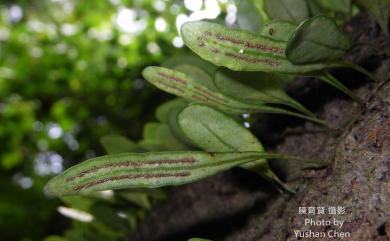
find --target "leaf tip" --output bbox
[44,175,74,197]
[180,21,203,45]
[43,179,59,197]
[142,66,155,80]
[180,21,196,35]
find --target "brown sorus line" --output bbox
[225,52,280,66]
[158,81,186,94]
[191,93,228,108]
[197,31,213,41]
[210,47,220,54]
[158,71,187,84]
[65,158,196,182]
[158,77,234,109]
[244,42,284,54]
[191,94,238,113]
[73,172,191,191]
[212,32,284,54]
[215,33,244,45]
[192,95,209,104]
[194,91,231,107]
[193,86,227,103]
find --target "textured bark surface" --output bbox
[128,13,390,241]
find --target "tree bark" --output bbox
[128,12,390,241]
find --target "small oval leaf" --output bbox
[178,104,272,173]
[178,104,264,153]
[286,16,352,64]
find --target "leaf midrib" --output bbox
[199,119,239,151]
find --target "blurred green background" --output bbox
[0,0,235,240]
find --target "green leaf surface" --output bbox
[44,151,264,196]
[286,16,352,64]
[260,21,297,41]
[178,104,268,173]
[237,0,263,32]
[263,0,310,23]
[316,0,351,13]
[178,104,264,154]
[181,21,328,74]
[213,69,315,117]
[100,135,140,154]
[356,0,390,35]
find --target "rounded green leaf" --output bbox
[178,104,264,153]
[178,104,269,171]
[286,16,352,64]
